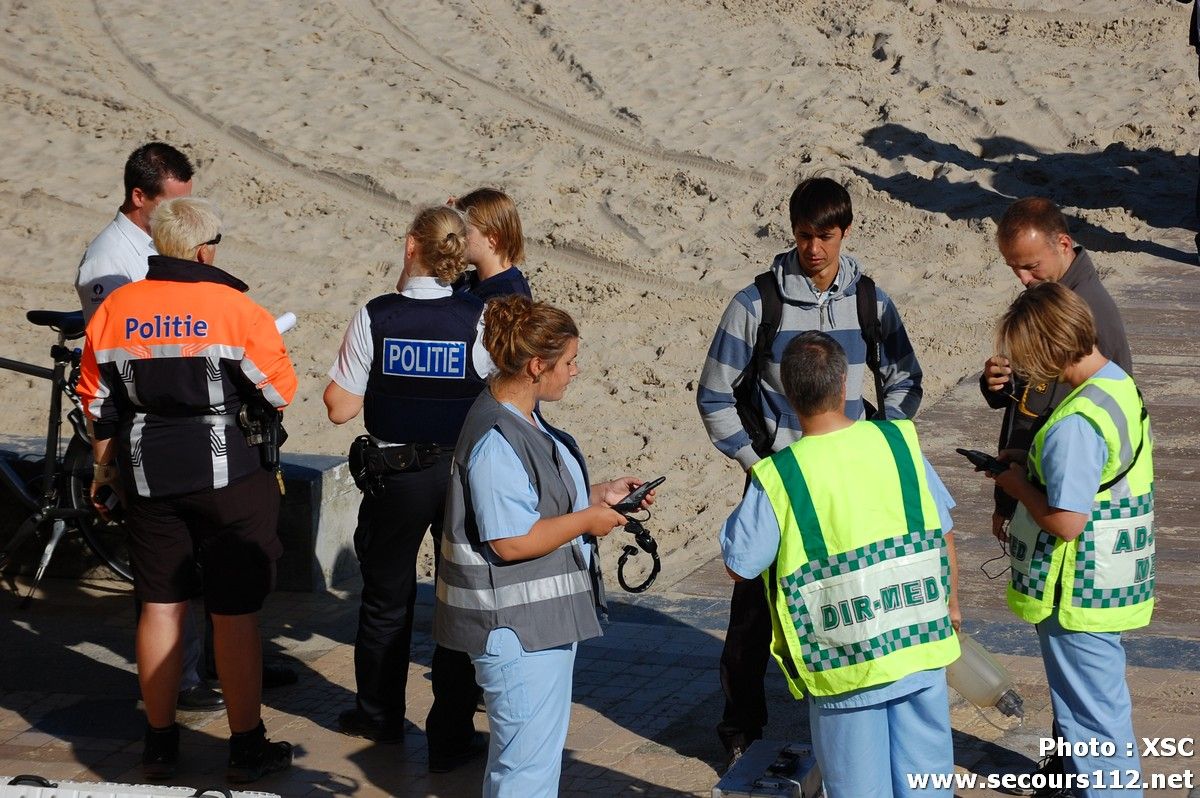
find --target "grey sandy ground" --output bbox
[1,251,1197,796]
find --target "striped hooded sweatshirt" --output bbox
[697,250,923,470]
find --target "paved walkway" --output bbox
[1,252,1198,796]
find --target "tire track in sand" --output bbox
[339,0,765,186]
[28,0,723,301]
[468,0,596,112]
[933,0,1173,26]
[71,0,408,219]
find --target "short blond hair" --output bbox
[995,282,1096,384]
[151,197,220,260]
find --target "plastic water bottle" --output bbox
[946,631,1025,717]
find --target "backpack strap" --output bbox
[733,271,783,457]
[753,270,783,368]
[749,270,783,451]
[856,274,887,420]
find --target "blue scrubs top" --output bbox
[1039,361,1122,513]
[467,402,591,562]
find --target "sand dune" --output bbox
[0,0,1194,580]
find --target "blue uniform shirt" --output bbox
[1039,361,1123,514]
[467,403,591,561]
[470,266,532,303]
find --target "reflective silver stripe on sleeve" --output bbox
[86,395,108,423]
[128,414,150,497]
[436,569,591,611]
[1077,384,1132,467]
[241,355,286,408]
[84,364,112,422]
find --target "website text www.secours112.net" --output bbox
[907,736,1195,792]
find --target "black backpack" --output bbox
[732,271,886,458]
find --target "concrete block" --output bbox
[276,453,361,593]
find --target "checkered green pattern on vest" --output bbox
[1092,491,1153,521]
[752,419,960,698]
[779,529,954,672]
[1009,371,1155,633]
[1009,527,1057,601]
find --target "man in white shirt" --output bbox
[75,142,194,321]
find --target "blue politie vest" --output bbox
[364,292,486,445]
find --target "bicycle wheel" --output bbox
[65,435,133,582]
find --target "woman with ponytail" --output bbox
[434,296,656,797]
[322,205,488,767]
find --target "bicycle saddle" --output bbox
[26,310,86,340]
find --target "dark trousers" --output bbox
[352,451,477,749]
[717,577,773,748]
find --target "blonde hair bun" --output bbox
[408,205,468,284]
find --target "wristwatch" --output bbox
[93,462,118,483]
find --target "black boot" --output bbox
[227,720,293,783]
[1031,753,1073,798]
[142,722,180,781]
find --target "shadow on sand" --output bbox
[854,123,1198,265]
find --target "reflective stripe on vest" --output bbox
[437,563,592,612]
[1008,371,1155,632]
[433,390,603,654]
[752,419,959,698]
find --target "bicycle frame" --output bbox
[0,338,85,514]
[0,332,91,578]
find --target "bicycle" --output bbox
[0,309,131,606]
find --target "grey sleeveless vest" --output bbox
[434,389,606,653]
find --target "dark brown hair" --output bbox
[781,331,846,415]
[996,197,1070,247]
[124,142,192,204]
[788,177,853,232]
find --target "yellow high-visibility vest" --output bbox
[751,419,959,698]
[1007,370,1154,632]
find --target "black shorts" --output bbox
[126,468,283,615]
